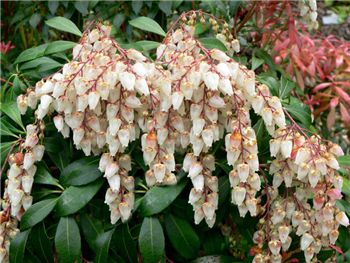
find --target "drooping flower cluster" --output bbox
[184,154,218,227]
[1,10,347,263]
[2,124,44,219]
[252,128,348,263]
[0,122,44,262]
[99,153,134,223]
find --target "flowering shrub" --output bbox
[1,5,350,263]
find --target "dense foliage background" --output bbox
[1,1,350,263]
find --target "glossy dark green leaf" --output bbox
[253,118,270,154]
[138,178,187,216]
[79,213,104,251]
[338,155,350,167]
[251,56,264,71]
[55,217,81,263]
[45,16,82,36]
[342,177,350,196]
[9,229,31,263]
[1,141,15,166]
[0,118,22,137]
[165,214,200,259]
[202,231,227,255]
[14,44,48,64]
[283,97,312,127]
[20,57,62,71]
[113,224,138,263]
[34,162,60,187]
[56,179,103,216]
[21,198,59,230]
[159,1,172,15]
[218,176,230,204]
[254,48,277,73]
[45,40,76,55]
[279,76,295,99]
[95,228,115,263]
[336,199,350,216]
[129,16,166,36]
[257,73,279,96]
[139,217,165,263]
[74,1,89,15]
[199,37,227,51]
[30,224,54,263]
[0,101,24,128]
[60,156,102,186]
[136,40,160,51]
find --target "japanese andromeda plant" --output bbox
[1,10,349,263]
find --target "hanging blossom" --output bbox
[252,125,347,263]
[0,122,45,262]
[1,10,347,263]
[156,11,244,226]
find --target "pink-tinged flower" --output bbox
[0,41,15,54]
[327,188,342,201]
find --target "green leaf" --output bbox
[60,156,102,186]
[138,178,187,216]
[251,56,264,71]
[199,38,227,51]
[159,1,172,15]
[0,101,24,128]
[56,179,103,216]
[55,217,81,263]
[113,224,138,263]
[45,16,82,37]
[253,118,270,154]
[45,40,76,55]
[164,214,200,259]
[1,141,15,166]
[20,57,62,71]
[30,224,54,263]
[139,217,165,263]
[202,231,227,255]
[279,76,295,99]
[254,48,277,73]
[9,229,31,263]
[21,198,58,230]
[14,44,48,64]
[283,97,312,127]
[336,199,350,217]
[129,16,166,37]
[135,40,160,51]
[1,117,22,137]
[257,73,279,96]
[95,228,115,263]
[342,177,350,196]
[338,155,350,167]
[34,162,60,187]
[80,213,104,250]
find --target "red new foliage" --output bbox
[252,0,350,129]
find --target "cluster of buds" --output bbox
[14,23,156,225]
[298,0,318,30]
[0,123,44,262]
[2,124,44,219]
[184,154,218,227]
[252,127,348,263]
[99,153,134,223]
[0,215,18,263]
[3,11,347,263]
